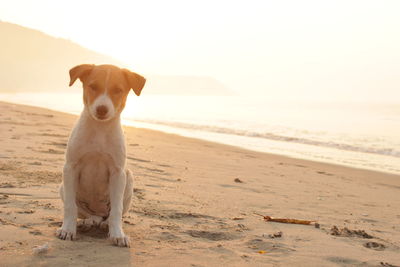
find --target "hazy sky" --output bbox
[1,0,400,100]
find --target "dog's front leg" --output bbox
[108,169,130,247]
[56,163,78,240]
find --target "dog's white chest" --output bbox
[76,151,111,217]
[67,117,126,168]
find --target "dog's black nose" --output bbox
[96,105,108,117]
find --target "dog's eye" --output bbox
[89,85,98,91]
[114,88,123,94]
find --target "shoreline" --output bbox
[0,101,399,266]
[1,98,398,176]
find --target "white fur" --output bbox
[56,102,133,247]
[89,93,116,121]
[88,69,115,121]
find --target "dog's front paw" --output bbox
[110,233,130,247]
[56,226,76,240]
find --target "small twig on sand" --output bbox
[254,213,317,226]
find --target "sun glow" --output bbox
[1,0,400,100]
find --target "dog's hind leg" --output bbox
[59,183,64,202]
[122,169,134,215]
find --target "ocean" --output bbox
[1,92,399,175]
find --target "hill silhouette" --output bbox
[0,21,232,95]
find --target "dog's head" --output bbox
[69,64,146,121]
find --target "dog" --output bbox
[56,64,146,247]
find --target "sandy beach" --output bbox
[0,101,399,266]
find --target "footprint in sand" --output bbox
[219,184,262,194]
[150,224,181,231]
[45,141,67,148]
[0,183,16,188]
[185,230,239,241]
[167,212,215,220]
[28,161,42,166]
[127,156,151,163]
[326,257,368,266]
[157,164,171,168]
[43,148,64,154]
[156,231,180,241]
[329,226,374,238]
[317,171,334,176]
[246,238,294,253]
[29,230,42,236]
[133,188,146,200]
[363,241,386,251]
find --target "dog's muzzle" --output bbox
[96,105,108,120]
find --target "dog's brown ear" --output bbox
[69,64,94,86]
[123,69,146,96]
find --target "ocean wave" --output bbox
[133,119,400,158]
